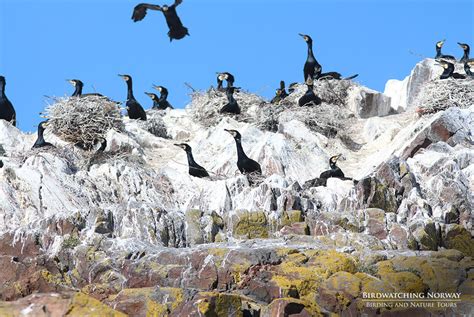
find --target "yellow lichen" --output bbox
[68,292,126,316]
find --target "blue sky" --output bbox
[0,0,473,131]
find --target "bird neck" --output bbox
[158,91,168,102]
[435,46,441,58]
[226,91,235,103]
[185,151,197,166]
[72,85,82,97]
[0,82,5,97]
[307,42,315,60]
[329,160,337,169]
[37,127,45,143]
[463,49,470,60]
[306,84,314,93]
[126,80,135,100]
[234,139,249,160]
[152,100,161,108]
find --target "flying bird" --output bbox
[131,0,189,41]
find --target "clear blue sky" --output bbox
[1,0,473,131]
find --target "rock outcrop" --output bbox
[0,59,473,316]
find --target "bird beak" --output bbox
[298,33,305,37]
[152,85,162,92]
[224,129,231,133]
[118,74,126,79]
[144,92,153,97]
[335,154,343,162]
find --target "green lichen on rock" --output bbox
[233,210,268,239]
[68,292,126,316]
[369,179,398,213]
[197,292,243,317]
[413,222,439,251]
[444,224,474,257]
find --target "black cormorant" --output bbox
[32,121,54,149]
[67,79,103,97]
[435,40,455,60]
[220,86,241,114]
[298,76,322,107]
[270,81,288,104]
[320,154,345,179]
[225,129,262,176]
[216,72,235,91]
[132,0,189,41]
[175,143,210,178]
[436,60,465,79]
[152,85,174,109]
[299,33,322,81]
[458,43,470,63]
[118,74,147,120]
[144,92,160,109]
[464,59,474,78]
[0,76,16,126]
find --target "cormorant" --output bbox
[224,129,262,176]
[298,76,322,107]
[32,121,54,149]
[270,81,288,104]
[132,0,189,42]
[320,154,345,179]
[220,86,241,114]
[299,33,322,81]
[217,72,235,91]
[118,74,147,120]
[464,59,474,78]
[435,40,455,60]
[67,79,103,97]
[0,76,16,126]
[458,42,470,63]
[436,60,465,79]
[152,85,174,109]
[174,143,210,178]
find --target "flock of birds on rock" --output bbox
[0,0,473,187]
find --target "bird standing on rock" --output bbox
[458,42,470,63]
[131,0,189,41]
[0,76,16,127]
[118,74,147,121]
[152,85,174,110]
[225,129,262,177]
[320,154,345,179]
[175,143,210,178]
[32,121,55,149]
[299,33,322,81]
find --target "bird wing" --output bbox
[173,0,183,7]
[132,3,162,22]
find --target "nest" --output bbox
[256,81,356,137]
[187,79,357,138]
[139,110,169,138]
[187,88,266,127]
[45,96,124,150]
[415,78,474,115]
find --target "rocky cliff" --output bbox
[0,59,473,316]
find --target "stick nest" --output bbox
[187,80,356,138]
[415,78,474,115]
[45,96,124,150]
